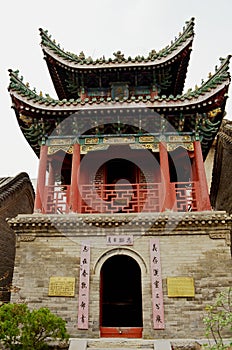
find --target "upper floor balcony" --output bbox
[43,180,197,214]
[34,138,211,215]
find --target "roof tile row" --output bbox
[8,55,231,109]
[39,18,195,66]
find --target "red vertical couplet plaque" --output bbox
[150,238,165,329]
[77,243,90,329]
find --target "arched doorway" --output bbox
[100,255,143,337]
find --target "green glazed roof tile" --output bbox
[39,18,195,67]
[8,54,230,109]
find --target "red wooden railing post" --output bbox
[70,143,81,212]
[137,183,140,212]
[34,144,48,213]
[193,141,211,211]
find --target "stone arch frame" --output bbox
[90,247,149,335]
[93,247,148,276]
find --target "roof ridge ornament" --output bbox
[182,55,231,98]
[8,54,231,109]
[113,51,125,61]
[8,69,57,105]
[39,17,195,65]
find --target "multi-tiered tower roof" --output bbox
[7,19,232,343]
[8,18,231,215]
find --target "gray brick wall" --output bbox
[10,212,231,340]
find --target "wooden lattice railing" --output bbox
[81,183,162,214]
[43,181,198,214]
[44,185,70,214]
[173,182,197,212]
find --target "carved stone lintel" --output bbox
[19,234,36,242]
[209,233,231,245]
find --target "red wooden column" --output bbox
[70,143,81,212]
[193,141,211,211]
[34,144,48,213]
[159,142,174,211]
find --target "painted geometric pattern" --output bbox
[81,183,162,214]
[44,181,197,214]
[174,182,197,212]
[44,185,70,214]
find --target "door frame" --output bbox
[99,254,143,338]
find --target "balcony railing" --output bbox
[43,182,198,214]
[44,185,70,214]
[81,182,162,214]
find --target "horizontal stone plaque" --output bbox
[106,235,133,245]
[167,277,195,297]
[48,277,75,297]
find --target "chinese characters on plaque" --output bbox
[150,238,165,329]
[106,235,133,245]
[167,277,195,297]
[48,277,75,297]
[77,243,90,329]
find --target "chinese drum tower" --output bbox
[8,18,232,348]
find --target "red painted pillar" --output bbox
[70,143,81,213]
[34,144,48,213]
[159,142,174,211]
[193,141,211,211]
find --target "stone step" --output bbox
[69,338,154,349]
[68,338,173,350]
[86,338,154,349]
[90,348,153,350]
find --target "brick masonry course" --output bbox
[9,211,232,340]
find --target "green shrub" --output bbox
[203,287,232,350]
[0,303,69,350]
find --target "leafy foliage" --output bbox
[203,288,232,350]
[0,303,69,349]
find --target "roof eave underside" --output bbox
[39,18,195,99]
[42,38,193,100]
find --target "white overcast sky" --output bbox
[0,0,232,179]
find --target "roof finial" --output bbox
[113,51,125,61]
[79,51,85,60]
[148,49,157,59]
